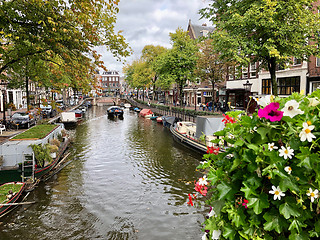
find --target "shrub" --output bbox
[49,138,60,147]
[191,91,320,239]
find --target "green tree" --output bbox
[200,0,320,95]
[0,0,130,90]
[195,38,232,103]
[141,45,167,100]
[156,28,198,105]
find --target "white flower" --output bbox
[202,233,208,240]
[200,161,208,165]
[307,188,319,203]
[228,133,235,139]
[299,122,316,142]
[284,166,292,174]
[269,185,285,200]
[226,153,234,159]
[254,95,272,107]
[218,139,224,146]
[268,143,278,151]
[212,230,221,240]
[278,146,294,159]
[281,100,304,118]
[208,208,217,218]
[198,176,208,186]
[308,97,320,107]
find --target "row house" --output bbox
[101,70,121,96]
[226,58,313,110]
[184,20,227,108]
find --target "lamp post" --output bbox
[0,82,8,125]
[193,86,197,111]
[243,80,252,111]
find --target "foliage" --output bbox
[155,28,199,101]
[200,0,320,95]
[1,0,130,91]
[30,143,52,167]
[49,138,60,147]
[0,183,23,203]
[12,124,56,140]
[191,91,320,239]
[195,39,233,102]
[48,144,59,153]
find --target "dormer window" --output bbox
[201,30,209,37]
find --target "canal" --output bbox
[0,106,206,240]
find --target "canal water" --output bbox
[0,106,206,240]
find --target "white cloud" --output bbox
[99,0,211,75]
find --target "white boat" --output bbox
[60,112,78,128]
[170,116,225,154]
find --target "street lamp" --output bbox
[243,80,252,111]
[193,86,197,111]
[0,82,8,125]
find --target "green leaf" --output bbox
[263,209,288,234]
[222,225,236,240]
[256,127,270,140]
[217,181,235,200]
[240,182,257,199]
[211,200,225,215]
[279,202,301,219]
[247,144,259,152]
[288,219,307,233]
[247,193,269,214]
[288,230,309,240]
[230,157,241,172]
[279,177,300,193]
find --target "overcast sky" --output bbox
[97,0,211,75]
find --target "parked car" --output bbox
[11,112,36,129]
[40,104,53,118]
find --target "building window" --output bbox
[242,66,248,79]
[311,81,320,92]
[316,57,320,67]
[293,58,302,65]
[262,79,271,95]
[278,76,300,95]
[250,62,256,78]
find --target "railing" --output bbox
[125,98,219,123]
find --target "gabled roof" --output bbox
[187,19,215,39]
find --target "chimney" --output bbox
[202,23,207,26]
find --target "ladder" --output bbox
[22,153,35,183]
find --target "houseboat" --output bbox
[107,106,124,118]
[0,182,25,217]
[0,124,70,185]
[170,116,225,154]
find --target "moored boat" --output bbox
[0,182,25,217]
[139,109,153,118]
[156,116,163,123]
[170,116,225,154]
[0,124,70,185]
[162,116,180,128]
[124,103,131,108]
[107,106,124,118]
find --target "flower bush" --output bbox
[192,91,320,239]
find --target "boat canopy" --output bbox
[139,109,153,117]
[195,116,225,138]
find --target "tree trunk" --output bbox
[268,57,277,96]
[26,75,29,111]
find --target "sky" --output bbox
[97,0,211,75]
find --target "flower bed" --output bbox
[189,92,320,239]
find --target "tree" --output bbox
[195,38,232,103]
[156,28,198,105]
[0,0,130,90]
[200,0,320,95]
[141,45,167,100]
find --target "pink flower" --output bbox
[242,199,249,208]
[258,102,283,122]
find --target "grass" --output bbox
[11,124,57,140]
[0,183,23,203]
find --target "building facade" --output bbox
[101,71,120,96]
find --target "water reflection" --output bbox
[0,106,205,240]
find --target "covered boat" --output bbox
[162,116,180,128]
[139,109,153,118]
[170,116,224,154]
[0,182,25,217]
[60,112,78,129]
[0,124,70,185]
[156,116,163,123]
[107,106,124,118]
